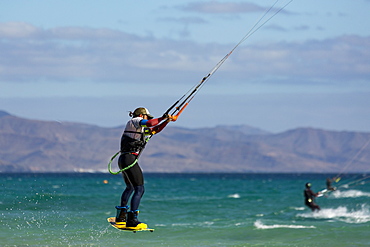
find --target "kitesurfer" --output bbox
[326,177,336,191]
[304,182,321,211]
[115,107,173,227]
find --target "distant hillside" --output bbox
[0,110,369,173]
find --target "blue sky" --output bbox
[1,0,370,133]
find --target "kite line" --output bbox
[108,0,294,174]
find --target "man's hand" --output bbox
[166,114,177,122]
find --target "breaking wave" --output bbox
[254,220,315,229]
[330,189,370,198]
[297,205,370,223]
[227,193,241,199]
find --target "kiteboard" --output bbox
[317,189,327,197]
[107,217,154,233]
[317,188,335,197]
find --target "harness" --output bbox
[120,131,145,153]
[108,120,152,175]
[120,117,151,153]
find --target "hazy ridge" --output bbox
[1,110,369,173]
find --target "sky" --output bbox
[1,0,370,133]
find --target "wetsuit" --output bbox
[304,188,320,211]
[118,116,169,211]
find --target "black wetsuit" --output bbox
[118,126,146,212]
[304,188,320,211]
[118,152,144,211]
[117,115,168,212]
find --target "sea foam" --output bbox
[254,220,315,229]
[331,189,370,198]
[297,205,370,223]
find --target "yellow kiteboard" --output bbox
[107,217,154,233]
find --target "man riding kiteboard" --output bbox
[115,107,173,227]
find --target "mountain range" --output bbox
[0,110,369,173]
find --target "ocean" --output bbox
[1,173,369,247]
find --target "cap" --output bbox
[132,107,154,119]
[305,182,311,188]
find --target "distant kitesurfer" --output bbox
[326,177,336,191]
[304,182,321,211]
[115,107,173,227]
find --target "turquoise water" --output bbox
[1,173,369,246]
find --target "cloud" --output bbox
[0,22,39,38]
[0,22,369,88]
[264,24,288,32]
[255,24,314,33]
[178,1,273,14]
[222,35,370,84]
[157,16,207,25]
[183,1,263,13]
